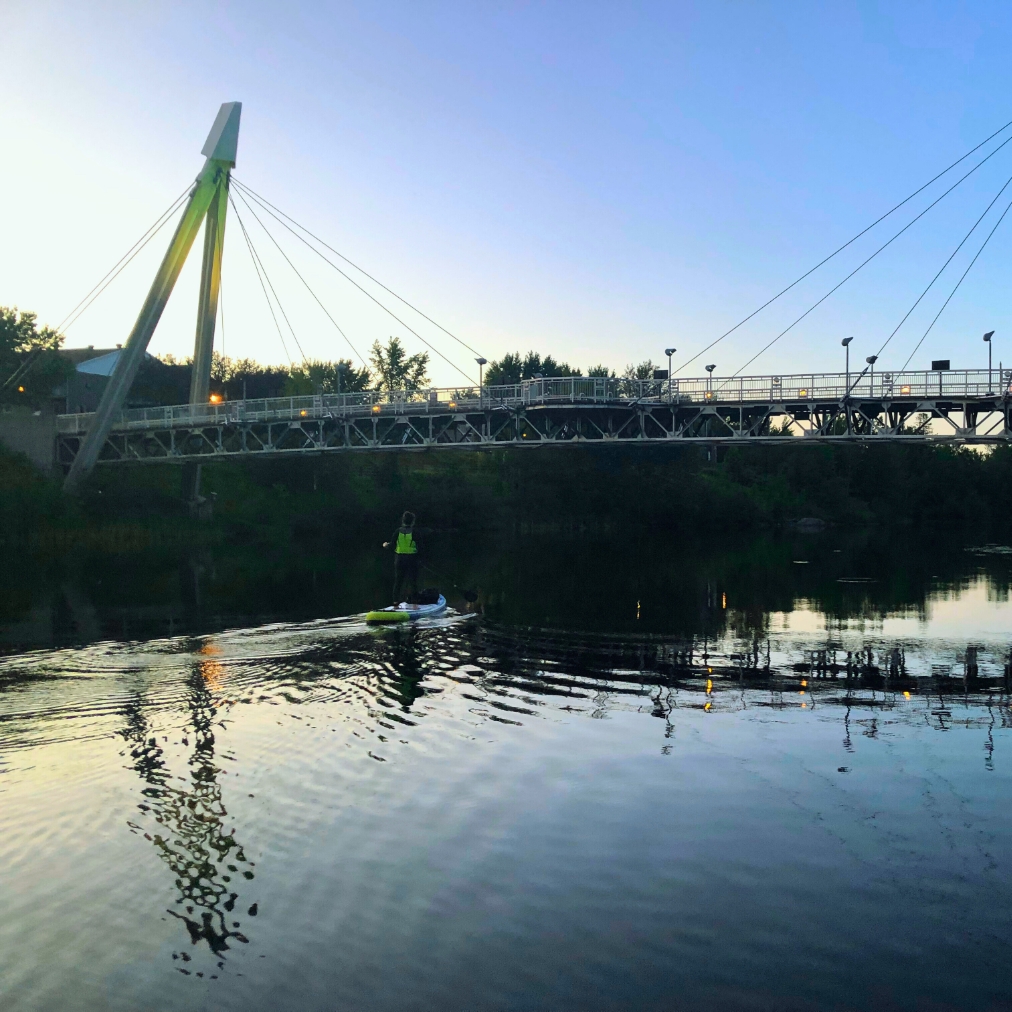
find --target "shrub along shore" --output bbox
[5,440,1012,554]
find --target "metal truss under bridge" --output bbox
[54,367,1012,467]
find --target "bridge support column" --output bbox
[189,174,229,407]
[63,101,241,492]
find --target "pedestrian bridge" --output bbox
[55,366,1012,467]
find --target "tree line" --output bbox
[4,302,664,411]
[484,351,662,385]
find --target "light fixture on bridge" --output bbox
[664,348,676,401]
[900,385,911,395]
[705,364,715,394]
[865,354,878,396]
[372,403,381,414]
[475,356,487,399]
[984,331,995,394]
[842,337,853,394]
[209,393,222,404]
[798,388,808,398]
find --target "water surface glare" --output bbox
[2,592,1011,1011]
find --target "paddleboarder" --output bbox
[383,511,420,605]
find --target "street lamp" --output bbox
[705,364,715,393]
[984,331,994,394]
[664,347,676,401]
[475,356,487,407]
[475,356,487,398]
[841,337,853,394]
[866,354,878,396]
[336,361,346,398]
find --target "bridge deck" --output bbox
[54,368,1012,465]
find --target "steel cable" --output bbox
[233,178,485,360]
[720,131,1012,384]
[874,172,1012,362]
[230,198,294,366]
[678,117,1012,376]
[899,195,1012,372]
[233,188,366,368]
[56,184,192,333]
[233,179,476,385]
[228,193,308,364]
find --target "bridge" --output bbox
[55,366,1012,465]
[44,102,1012,483]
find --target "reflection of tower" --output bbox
[120,649,255,968]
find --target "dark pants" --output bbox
[393,553,419,604]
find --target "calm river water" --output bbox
[2,531,1011,1011]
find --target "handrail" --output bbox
[55,367,1011,434]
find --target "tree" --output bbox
[623,359,658,380]
[0,306,63,356]
[587,364,615,378]
[370,337,429,394]
[0,306,71,407]
[485,350,581,386]
[283,358,371,396]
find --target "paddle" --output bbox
[420,564,479,603]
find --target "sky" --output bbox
[3,1,1012,387]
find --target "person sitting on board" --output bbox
[383,511,420,606]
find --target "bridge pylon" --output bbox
[63,102,241,491]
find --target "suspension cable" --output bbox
[231,200,293,365]
[233,179,476,385]
[677,116,1012,376]
[720,132,1012,383]
[57,183,193,333]
[900,194,1012,372]
[233,188,366,368]
[228,194,308,364]
[875,172,1012,361]
[233,178,485,360]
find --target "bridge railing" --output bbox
[520,368,1011,404]
[55,367,1010,434]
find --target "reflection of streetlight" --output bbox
[984,331,995,394]
[865,354,878,396]
[705,364,715,393]
[841,337,853,394]
[664,347,676,401]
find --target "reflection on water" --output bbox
[2,535,1012,1010]
[120,647,256,971]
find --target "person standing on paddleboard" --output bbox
[383,511,421,605]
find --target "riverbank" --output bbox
[6,441,1012,552]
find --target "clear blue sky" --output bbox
[3,1,1012,385]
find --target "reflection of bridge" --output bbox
[56,367,1012,464]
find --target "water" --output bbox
[2,532,1011,1011]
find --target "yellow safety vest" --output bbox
[395,530,417,554]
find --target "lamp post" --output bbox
[475,356,487,407]
[705,364,715,393]
[866,355,878,397]
[841,337,853,395]
[984,331,994,395]
[664,347,676,402]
